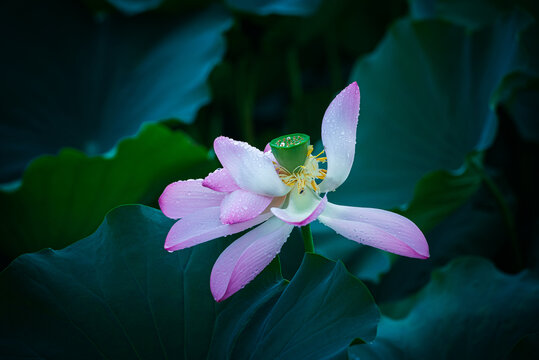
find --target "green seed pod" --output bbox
[270,133,310,173]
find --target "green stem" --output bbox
[471,157,523,269]
[300,224,314,253]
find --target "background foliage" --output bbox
[1,0,538,358]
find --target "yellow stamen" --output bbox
[276,145,327,194]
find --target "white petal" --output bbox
[319,82,360,193]
[271,188,327,226]
[213,136,290,197]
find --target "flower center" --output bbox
[276,145,327,194]
[270,133,311,173]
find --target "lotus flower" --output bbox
[159,82,429,302]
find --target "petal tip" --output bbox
[405,234,430,259]
[408,248,429,259]
[213,136,231,154]
[164,226,185,253]
[346,81,359,94]
[163,236,175,253]
[210,270,227,302]
[417,247,430,259]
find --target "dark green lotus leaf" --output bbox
[349,256,539,359]
[0,205,379,359]
[501,74,539,143]
[397,152,483,233]
[343,12,532,210]
[225,0,322,16]
[0,0,231,182]
[409,0,539,143]
[497,24,539,143]
[0,124,216,262]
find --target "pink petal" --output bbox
[164,207,272,252]
[202,168,240,193]
[210,216,294,302]
[318,203,429,259]
[220,189,273,224]
[159,179,225,220]
[271,188,327,226]
[213,136,290,197]
[319,82,360,193]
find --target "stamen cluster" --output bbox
[276,145,327,194]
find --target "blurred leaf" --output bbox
[409,0,539,143]
[502,75,539,143]
[349,256,539,359]
[497,24,539,143]
[225,0,322,16]
[0,205,379,359]
[0,124,216,261]
[343,11,532,210]
[397,152,483,233]
[0,0,232,182]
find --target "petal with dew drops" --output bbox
[210,216,294,302]
[319,82,360,193]
[203,168,240,193]
[159,179,225,220]
[213,136,290,197]
[271,188,327,226]
[318,202,429,259]
[263,143,277,163]
[220,189,273,224]
[164,207,272,252]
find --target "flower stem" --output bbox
[300,224,314,253]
